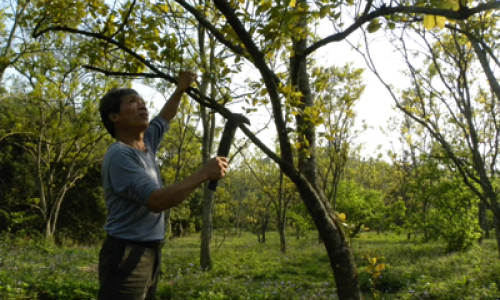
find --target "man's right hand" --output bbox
[177,71,197,92]
[203,156,228,181]
[146,156,229,213]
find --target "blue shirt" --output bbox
[101,117,169,241]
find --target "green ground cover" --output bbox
[0,231,499,299]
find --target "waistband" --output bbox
[106,234,165,249]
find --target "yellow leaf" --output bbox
[161,4,169,13]
[435,16,446,29]
[365,265,374,273]
[260,89,268,96]
[369,257,377,265]
[281,85,292,93]
[294,142,301,149]
[375,263,386,272]
[289,0,296,7]
[423,15,435,30]
[339,213,346,222]
[452,2,460,10]
[260,0,272,11]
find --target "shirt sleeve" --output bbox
[144,116,170,155]
[108,149,158,206]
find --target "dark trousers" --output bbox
[98,235,163,300]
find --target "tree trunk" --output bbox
[493,214,500,258]
[234,209,240,235]
[261,214,268,244]
[277,171,286,253]
[199,36,216,270]
[164,209,172,239]
[45,221,53,242]
[278,219,286,253]
[0,68,6,89]
[470,38,500,102]
[210,0,362,296]
[479,201,486,243]
[294,178,362,300]
[488,197,500,258]
[200,189,214,270]
[288,0,361,295]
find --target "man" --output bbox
[98,71,228,300]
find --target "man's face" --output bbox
[111,93,149,132]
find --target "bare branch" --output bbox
[0,132,32,143]
[109,0,136,39]
[302,2,500,59]
[173,0,247,56]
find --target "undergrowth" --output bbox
[0,231,498,299]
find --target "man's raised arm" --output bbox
[159,71,197,123]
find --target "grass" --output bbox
[0,231,499,299]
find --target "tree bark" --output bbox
[164,209,172,238]
[278,171,287,253]
[293,177,362,300]
[200,190,214,270]
[493,211,500,258]
[479,201,487,243]
[286,0,361,296]
[261,213,268,244]
[278,219,287,254]
[199,34,216,270]
[469,38,500,102]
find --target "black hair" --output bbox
[99,88,138,138]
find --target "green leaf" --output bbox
[319,6,330,18]
[366,19,381,33]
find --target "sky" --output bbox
[133,27,411,160]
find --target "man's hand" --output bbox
[146,156,229,212]
[177,71,197,92]
[160,71,197,122]
[203,156,229,181]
